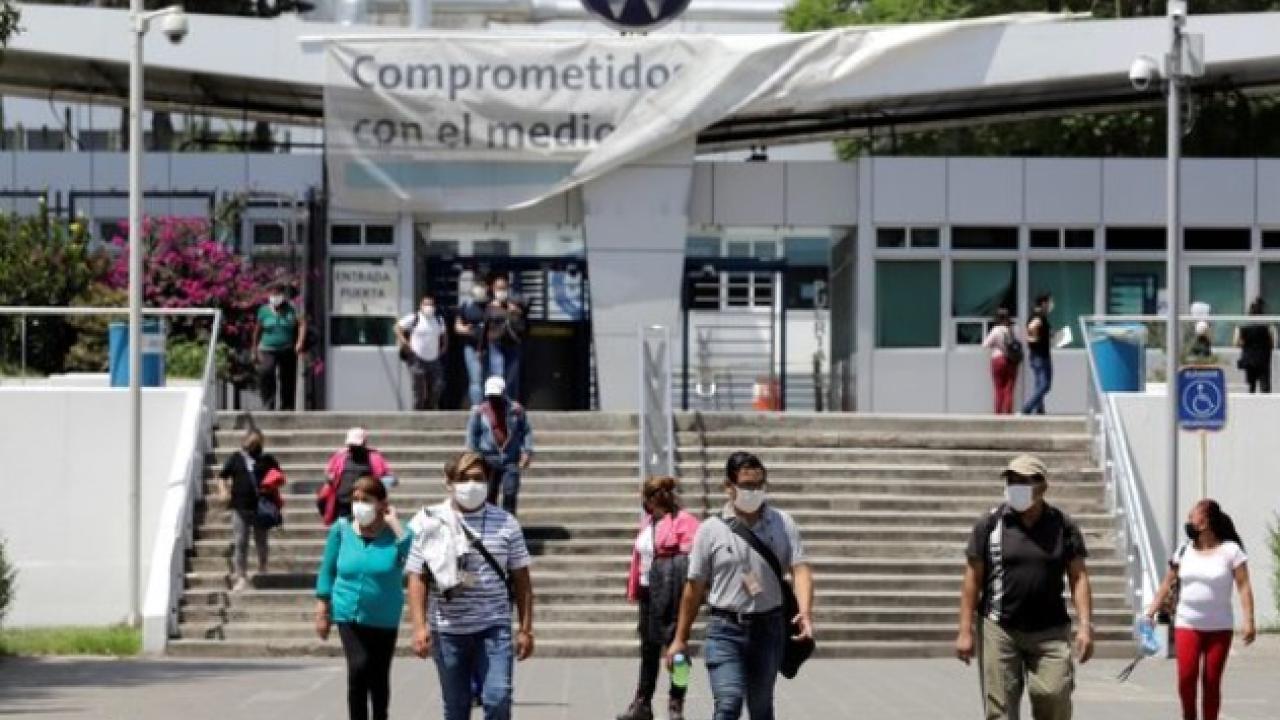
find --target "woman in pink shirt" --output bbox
[618,476,699,720]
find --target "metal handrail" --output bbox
[1079,316,1162,619]
[639,324,676,483]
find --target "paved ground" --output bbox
[3,638,1280,719]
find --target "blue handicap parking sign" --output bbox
[1177,367,1227,431]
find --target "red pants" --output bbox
[990,355,1017,414]
[1175,628,1233,720]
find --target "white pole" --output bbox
[1165,3,1185,560]
[127,0,144,628]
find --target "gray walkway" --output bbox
[3,638,1280,719]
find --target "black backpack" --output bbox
[1005,334,1025,365]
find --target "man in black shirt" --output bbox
[955,455,1094,720]
[1022,293,1055,415]
[216,429,281,592]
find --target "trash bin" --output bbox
[108,319,167,387]
[1089,324,1147,392]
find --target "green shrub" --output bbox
[0,626,140,657]
[1270,516,1280,620]
[0,536,15,628]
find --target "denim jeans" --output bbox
[463,345,485,407]
[1021,354,1053,415]
[433,625,513,720]
[704,611,784,720]
[483,456,521,516]
[487,344,522,401]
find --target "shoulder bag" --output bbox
[457,516,516,603]
[721,517,815,679]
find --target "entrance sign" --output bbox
[1177,366,1226,431]
[332,262,399,316]
[320,15,1065,212]
[579,0,691,30]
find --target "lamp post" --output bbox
[126,0,187,627]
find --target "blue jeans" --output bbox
[1022,354,1053,415]
[487,344,522,401]
[464,345,485,407]
[483,455,521,515]
[433,625,513,720]
[704,611,784,720]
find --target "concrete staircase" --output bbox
[168,411,1136,659]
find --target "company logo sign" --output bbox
[579,0,691,30]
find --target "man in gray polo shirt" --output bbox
[666,452,814,720]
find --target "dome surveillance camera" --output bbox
[1129,55,1161,92]
[161,11,189,43]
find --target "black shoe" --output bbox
[668,697,685,720]
[616,699,654,720]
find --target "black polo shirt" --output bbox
[965,503,1087,632]
[1029,311,1052,359]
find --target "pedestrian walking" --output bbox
[397,293,448,410]
[484,274,527,401]
[456,280,490,407]
[216,428,283,592]
[956,454,1094,720]
[253,281,307,410]
[617,476,700,720]
[1021,294,1055,414]
[318,427,395,526]
[665,452,815,720]
[1145,499,1256,720]
[466,377,533,515]
[982,307,1021,415]
[406,451,536,720]
[315,476,413,720]
[1233,298,1276,393]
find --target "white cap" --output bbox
[344,427,368,446]
[484,376,506,397]
[1195,320,1210,335]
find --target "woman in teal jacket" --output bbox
[315,476,413,720]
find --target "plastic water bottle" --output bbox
[1136,617,1160,656]
[671,654,691,689]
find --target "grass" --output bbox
[0,625,141,657]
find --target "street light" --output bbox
[1129,0,1202,570]
[126,1,187,628]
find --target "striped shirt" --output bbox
[405,503,531,635]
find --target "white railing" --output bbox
[0,306,221,652]
[639,324,676,482]
[1079,315,1162,619]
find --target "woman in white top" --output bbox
[981,307,1019,414]
[1146,499,1256,720]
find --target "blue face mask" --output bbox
[1006,484,1035,512]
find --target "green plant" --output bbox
[167,338,206,379]
[0,535,16,628]
[0,625,140,657]
[1269,515,1280,620]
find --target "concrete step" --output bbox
[220,411,637,432]
[677,431,1091,453]
[214,429,638,447]
[672,412,1085,435]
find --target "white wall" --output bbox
[326,347,413,411]
[0,387,197,626]
[1116,392,1280,627]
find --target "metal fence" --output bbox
[639,324,676,483]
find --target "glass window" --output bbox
[427,240,460,258]
[784,237,829,266]
[1185,228,1250,252]
[951,227,1018,251]
[1261,263,1280,316]
[1189,266,1245,345]
[252,223,285,246]
[331,224,360,245]
[1262,231,1280,250]
[1064,229,1095,249]
[330,317,396,346]
[365,225,395,245]
[684,265,721,310]
[686,237,720,258]
[1106,227,1166,251]
[876,261,940,348]
[1030,229,1060,249]
[1029,261,1095,348]
[952,261,1017,344]
[1106,261,1165,314]
[785,268,828,310]
[876,228,906,249]
[910,228,940,248]
[473,240,511,256]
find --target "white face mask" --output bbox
[494,289,509,302]
[420,303,434,316]
[1006,485,1035,513]
[733,488,767,514]
[352,501,378,526]
[453,481,488,511]
[470,285,487,301]
[269,294,284,307]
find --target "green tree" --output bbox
[0,535,15,628]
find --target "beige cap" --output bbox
[1004,454,1048,481]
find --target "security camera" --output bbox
[161,11,189,43]
[1129,55,1161,92]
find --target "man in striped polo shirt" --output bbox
[407,452,535,720]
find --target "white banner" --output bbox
[322,16,1062,212]
[332,262,400,316]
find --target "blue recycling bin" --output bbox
[1089,324,1147,392]
[108,319,166,387]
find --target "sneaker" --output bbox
[231,576,249,593]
